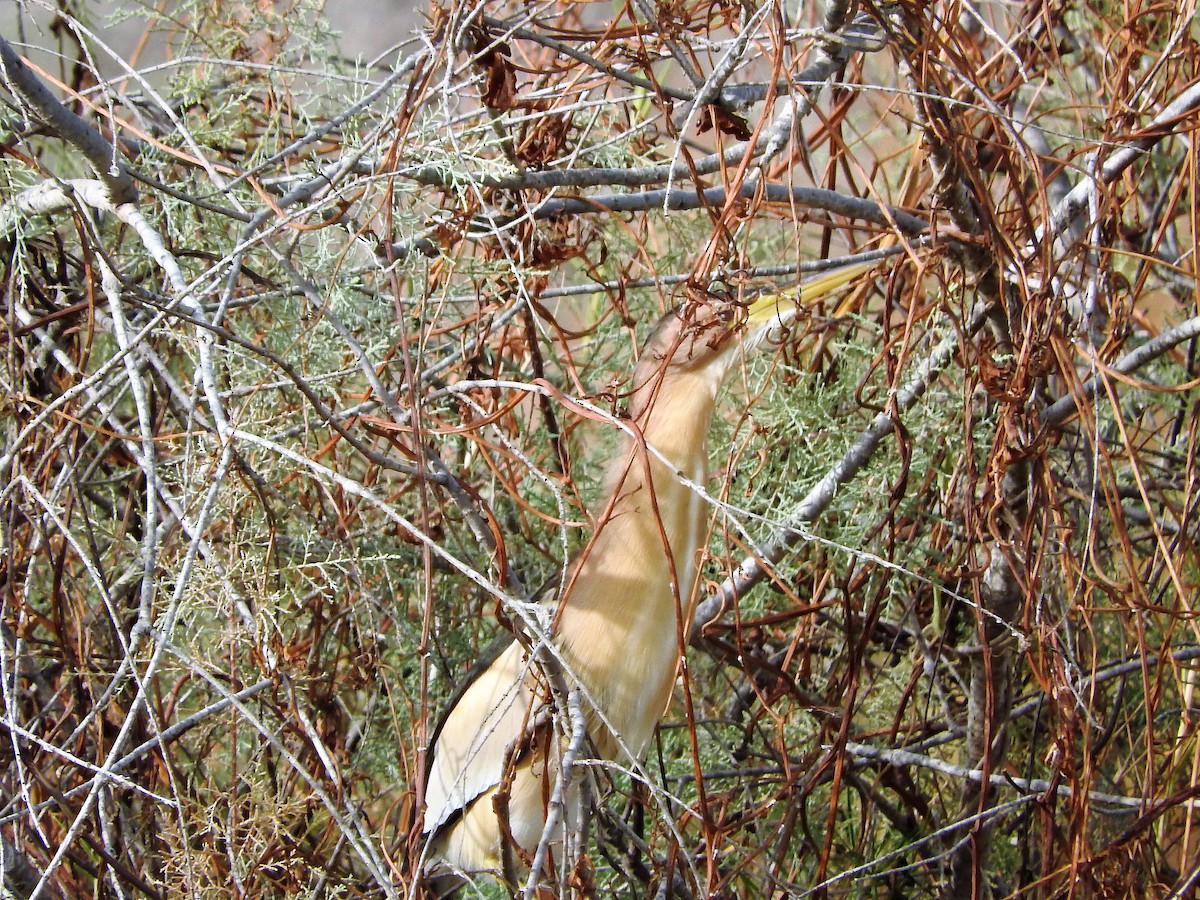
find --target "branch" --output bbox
[0,178,112,237]
[405,18,886,194]
[1041,80,1200,246]
[530,183,929,233]
[1041,315,1200,427]
[0,36,137,205]
[691,307,987,638]
[841,741,1143,809]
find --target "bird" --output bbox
[420,262,872,888]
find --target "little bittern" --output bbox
[421,264,870,883]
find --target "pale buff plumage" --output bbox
[421,265,871,880]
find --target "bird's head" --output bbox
[637,298,742,376]
[629,262,874,414]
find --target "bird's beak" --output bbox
[744,261,876,341]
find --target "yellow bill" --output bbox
[745,261,876,330]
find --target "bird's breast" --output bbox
[555,453,709,756]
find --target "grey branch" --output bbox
[1041,314,1200,427]
[0,36,137,205]
[841,741,1143,809]
[0,178,112,237]
[1042,80,1200,246]
[531,182,928,234]
[405,20,884,195]
[691,307,986,638]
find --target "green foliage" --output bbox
[4,0,1200,896]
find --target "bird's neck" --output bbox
[596,367,723,605]
[550,365,726,756]
[627,370,721,483]
[553,368,720,752]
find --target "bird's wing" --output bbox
[423,639,546,837]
